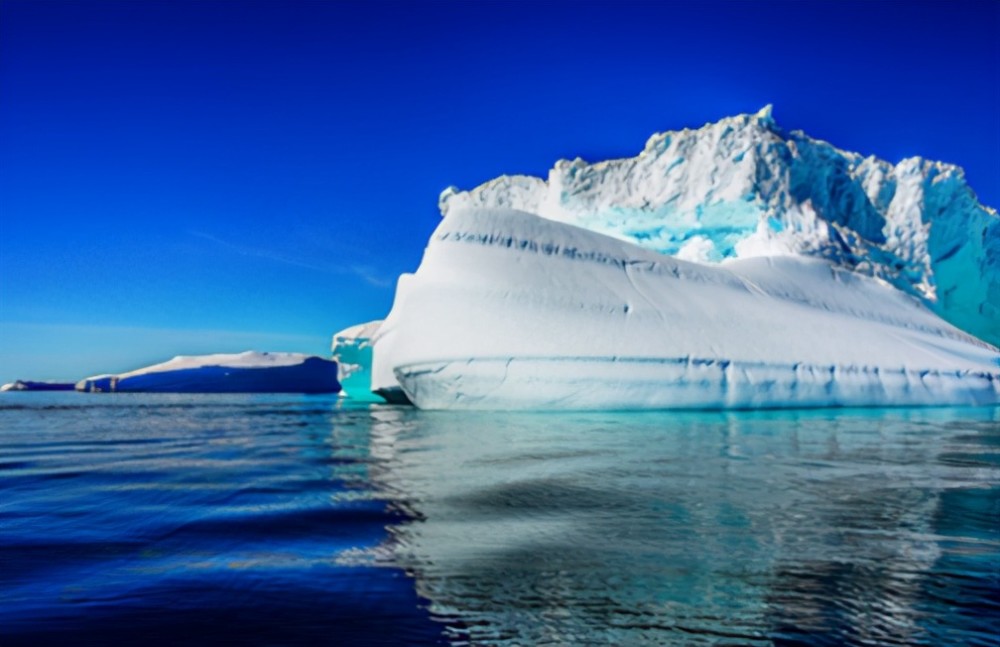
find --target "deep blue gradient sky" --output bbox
[1,0,998,383]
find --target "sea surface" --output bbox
[2,394,998,646]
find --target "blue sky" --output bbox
[1,0,998,383]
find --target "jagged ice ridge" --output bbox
[439,106,999,347]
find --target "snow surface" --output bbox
[120,351,312,375]
[439,106,1000,346]
[372,208,999,410]
[77,352,340,393]
[331,321,386,401]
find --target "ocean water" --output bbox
[2,394,998,646]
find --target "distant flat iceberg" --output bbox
[1,381,76,392]
[372,208,1000,410]
[76,351,340,394]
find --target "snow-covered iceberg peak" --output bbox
[439,108,1000,346]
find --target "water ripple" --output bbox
[2,394,997,645]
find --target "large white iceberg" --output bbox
[76,351,340,394]
[440,106,1000,347]
[372,207,999,410]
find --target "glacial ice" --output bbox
[0,381,75,392]
[331,321,400,402]
[76,351,341,394]
[439,106,1000,347]
[372,207,999,410]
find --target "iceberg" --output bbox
[0,380,76,392]
[440,106,1000,347]
[331,321,401,402]
[372,207,999,410]
[76,351,340,394]
[369,342,408,404]
[76,374,116,393]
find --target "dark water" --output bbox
[2,395,998,646]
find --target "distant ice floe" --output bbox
[0,381,75,392]
[76,351,340,394]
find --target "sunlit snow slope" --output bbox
[373,208,999,410]
[77,351,341,394]
[440,106,999,346]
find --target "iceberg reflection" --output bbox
[365,406,1000,645]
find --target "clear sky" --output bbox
[1,0,998,384]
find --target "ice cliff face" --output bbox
[331,320,392,402]
[440,106,999,346]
